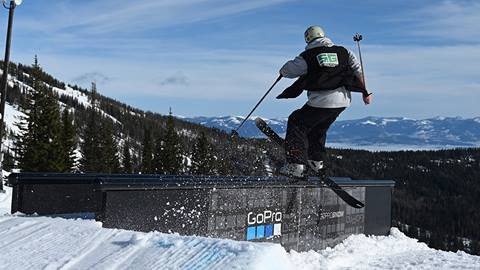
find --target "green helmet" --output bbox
[304,26,325,43]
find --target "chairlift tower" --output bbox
[0,0,22,192]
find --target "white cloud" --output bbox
[363,44,480,95]
[16,47,287,98]
[342,43,480,119]
[17,0,291,36]
[73,72,111,85]
[397,1,480,43]
[160,72,189,86]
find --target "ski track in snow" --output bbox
[1,187,479,269]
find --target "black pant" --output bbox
[285,105,345,164]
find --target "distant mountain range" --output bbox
[184,116,480,150]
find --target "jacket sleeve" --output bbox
[347,50,363,80]
[347,49,371,96]
[279,55,308,78]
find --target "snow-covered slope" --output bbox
[1,191,479,270]
[0,214,478,270]
[185,116,480,150]
[1,74,122,153]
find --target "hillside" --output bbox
[1,61,276,176]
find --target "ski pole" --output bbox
[353,33,367,88]
[231,74,282,137]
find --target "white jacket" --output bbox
[280,37,363,108]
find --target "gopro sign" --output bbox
[247,210,282,225]
[246,210,282,241]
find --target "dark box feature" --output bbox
[10,173,394,252]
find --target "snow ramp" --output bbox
[0,215,479,270]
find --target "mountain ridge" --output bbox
[184,115,480,150]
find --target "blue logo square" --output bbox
[256,225,265,239]
[246,227,256,240]
[265,224,273,238]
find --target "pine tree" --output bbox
[217,155,234,176]
[141,126,154,174]
[122,139,132,173]
[250,147,266,176]
[79,82,119,173]
[153,133,163,174]
[2,147,15,172]
[155,111,183,174]
[131,151,140,173]
[59,109,76,172]
[37,87,63,171]
[80,83,101,172]
[13,108,33,171]
[14,57,41,171]
[98,120,119,173]
[191,132,215,175]
[15,57,64,172]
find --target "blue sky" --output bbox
[3,0,479,120]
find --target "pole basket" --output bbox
[353,33,363,42]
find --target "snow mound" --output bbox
[288,228,479,269]
[0,180,479,269]
[0,213,478,270]
[0,215,289,270]
[0,185,478,270]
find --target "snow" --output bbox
[417,120,433,129]
[0,74,122,150]
[0,214,478,270]
[129,110,141,117]
[361,120,377,126]
[51,85,120,124]
[0,186,11,214]
[3,102,25,137]
[265,118,286,126]
[51,85,90,109]
[228,116,242,124]
[0,215,287,270]
[381,118,398,125]
[0,186,479,269]
[288,229,479,269]
[11,76,121,125]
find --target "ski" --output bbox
[255,117,285,148]
[255,117,365,208]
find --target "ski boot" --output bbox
[279,163,306,181]
[307,160,327,181]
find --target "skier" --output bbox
[277,25,372,178]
